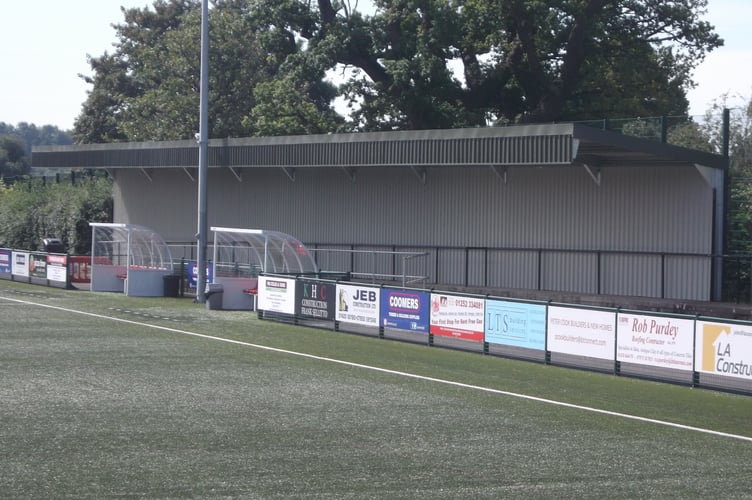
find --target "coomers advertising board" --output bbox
[380,288,429,333]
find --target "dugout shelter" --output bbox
[33,124,728,302]
[209,227,317,309]
[89,222,174,297]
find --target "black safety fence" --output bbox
[0,247,72,290]
[255,274,752,396]
[3,245,750,395]
[0,247,192,298]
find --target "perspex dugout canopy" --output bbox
[211,227,318,278]
[89,223,173,296]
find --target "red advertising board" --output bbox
[429,293,485,342]
[69,256,92,283]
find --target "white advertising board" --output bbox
[547,306,616,360]
[257,276,296,315]
[616,312,694,371]
[695,321,752,381]
[12,251,29,277]
[335,284,380,327]
[46,254,68,283]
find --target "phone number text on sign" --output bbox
[430,293,484,342]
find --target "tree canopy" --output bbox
[74,0,722,142]
[0,135,29,180]
[0,122,73,181]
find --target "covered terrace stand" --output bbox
[90,223,174,296]
[210,227,318,310]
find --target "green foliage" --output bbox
[248,53,343,136]
[75,0,328,142]
[0,135,29,180]
[0,123,73,181]
[671,96,752,301]
[0,122,72,156]
[0,175,113,254]
[333,0,721,128]
[74,0,722,139]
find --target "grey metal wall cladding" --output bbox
[112,161,714,299]
[541,252,600,294]
[600,254,663,297]
[308,245,353,274]
[33,147,196,169]
[466,249,488,287]
[220,135,572,167]
[351,247,395,280]
[399,247,433,283]
[34,134,573,169]
[111,168,200,242]
[436,248,467,285]
[664,256,711,301]
[485,250,540,290]
[226,135,570,167]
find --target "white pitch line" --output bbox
[2,293,752,444]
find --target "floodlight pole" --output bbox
[196,0,210,303]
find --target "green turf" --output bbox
[1,281,751,498]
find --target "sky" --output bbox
[1,0,750,131]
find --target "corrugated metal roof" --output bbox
[31,124,727,171]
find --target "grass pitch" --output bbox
[1,280,751,499]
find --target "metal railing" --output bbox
[308,247,430,287]
[167,240,752,303]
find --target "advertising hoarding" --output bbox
[296,279,336,320]
[46,254,68,283]
[429,293,485,342]
[616,312,694,371]
[29,253,47,279]
[695,321,752,380]
[0,249,10,274]
[12,251,29,277]
[187,261,214,289]
[380,288,429,333]
[547,306,616,360]
[335,284,380,327]
[485,299,546,349]
[258,276,297,314]
[69,256,91,283]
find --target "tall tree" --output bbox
[0,135,30,180]
[0,122,72,156]
[74,0,722,140]
[74,0,340,142]
[322,0,722,128]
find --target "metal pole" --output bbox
[714,108,731,301]
[196,0,209,303]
